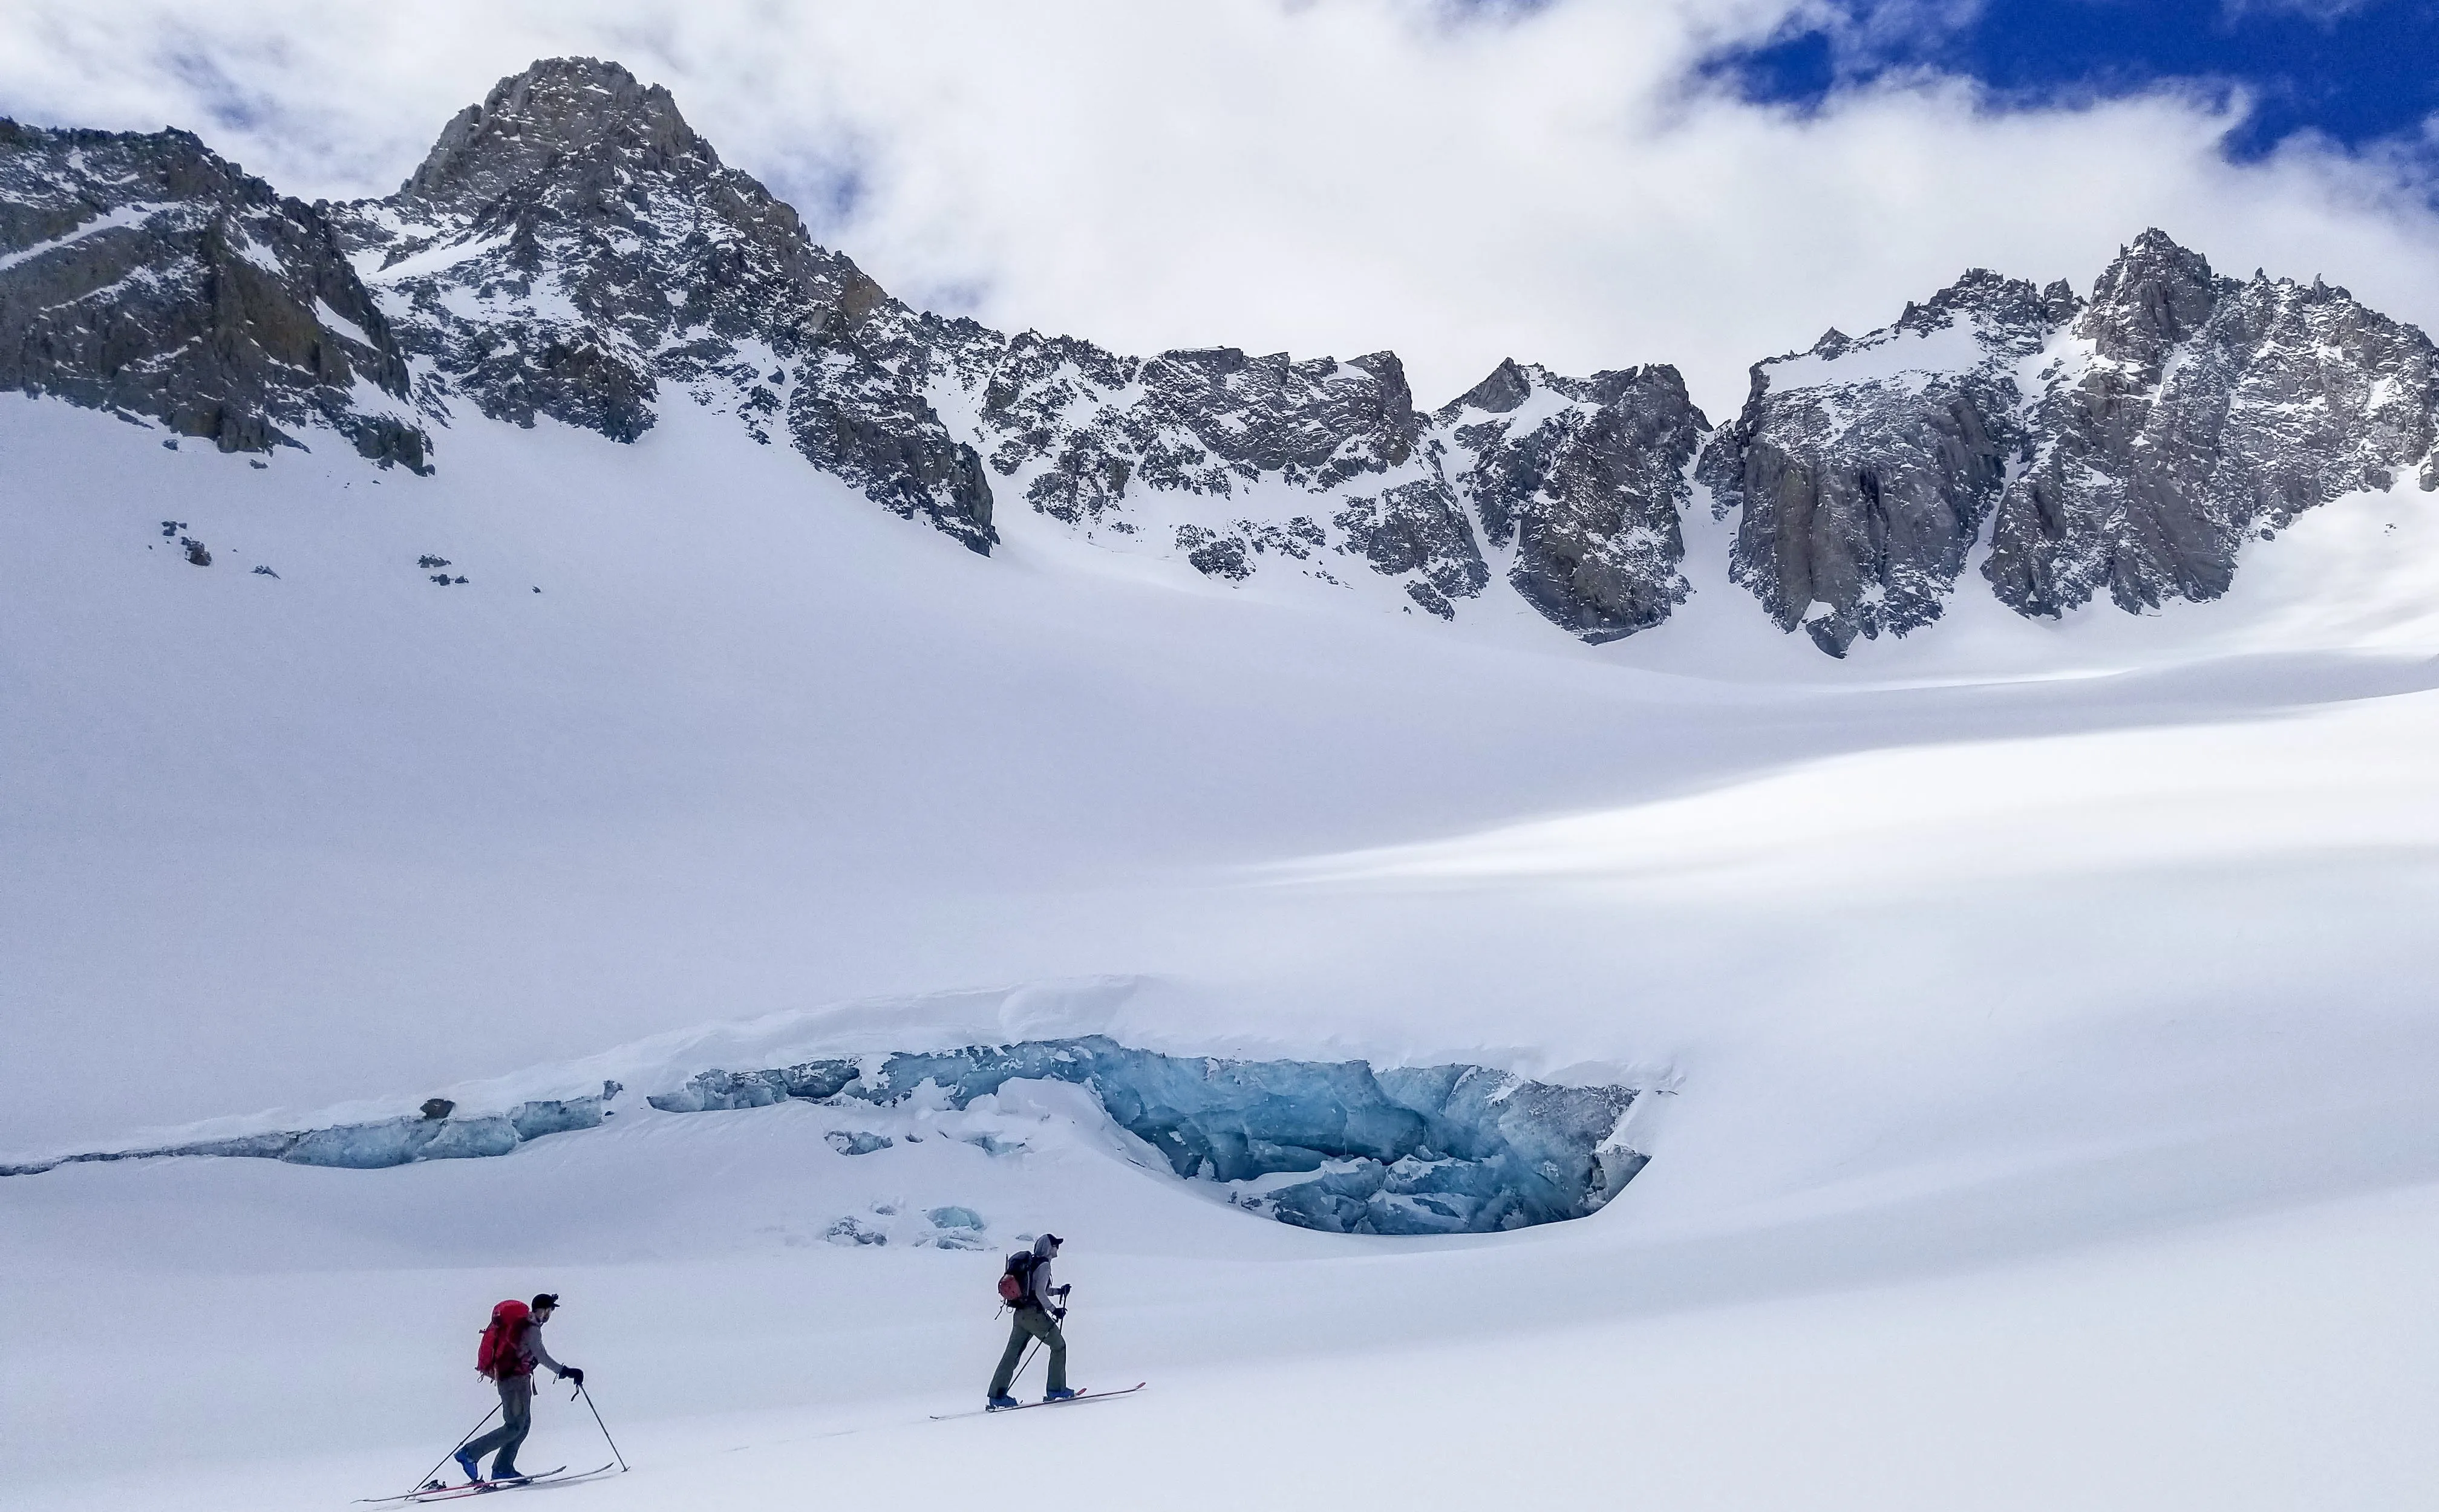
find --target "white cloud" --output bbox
[2,0,2437,414]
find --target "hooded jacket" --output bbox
[1014,1234,1061,1310]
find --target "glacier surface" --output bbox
[0,1037,1644,1236]
[647,1035,1646,1235]
[0,1088,619,1176]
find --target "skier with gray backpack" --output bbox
[985,1234,1074,1408]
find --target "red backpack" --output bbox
[997,1253,1040,1306]
[476,1299,531,1379]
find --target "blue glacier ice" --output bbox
[0,1084,621,1176]
[826,1216,888,1246]
[650,1036,1647,1234]
[1,1039,1648,1236]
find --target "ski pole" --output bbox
[1010,1291,1071,1390]
[577,1383,629,1472]
[408,1401,500,1493]
[1010,1336,1043,1389]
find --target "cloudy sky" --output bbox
[4,0,2436,413]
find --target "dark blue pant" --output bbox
[461,1374,534,1478]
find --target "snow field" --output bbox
[5,391,2439,1508]
[10,1110,2439,1511]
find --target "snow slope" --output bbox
[4,392,2438,1508]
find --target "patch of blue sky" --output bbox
[1703,0,2439,161]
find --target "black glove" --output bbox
[563,1366,584,1387]
[1053,1306,1068,1320]
[1054,1285,1072,1298]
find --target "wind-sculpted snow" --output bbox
[646,1036,1647,1236]
[0,1089,618,1176]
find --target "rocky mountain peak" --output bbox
[2037,278,2083,324]
[316,58,1004,546]
[398,57,707,214]
[2078,227,2226,370]
[0,118,427,467]
[1893,267,2051,347]
[1437,359,1705,640]
[8,70,2434,658]
[1446,357,1536,415]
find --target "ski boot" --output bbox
[986,1393,1020,1410]
[1043,1387,1078,1402]
[454,1450,483,1485]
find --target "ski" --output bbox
[410,1473,619,1502]
[360,1463,618,1504]
[395,1467,569,1505]
[930,1382,1147,1421]
[352,1471,564,1508]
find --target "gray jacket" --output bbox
[1015,1235,1062,1309]
[512,1318,569,1378]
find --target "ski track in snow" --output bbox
[3,394,2437,1510]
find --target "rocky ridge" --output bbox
[5,61,2435,654]
[1437,359,1707,641]
[1702,232,2439,654]
[0,119,427,468]
[908,325,1504,618]
[327,60,996,551]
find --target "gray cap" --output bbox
[1033,1234,1062,1256]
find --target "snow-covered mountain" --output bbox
[1701,239,2439,653]
[0,117,428,468]
[9,52,2439,1512]
[11,57,2431,653]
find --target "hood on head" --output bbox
[1033,1233,1061,1258]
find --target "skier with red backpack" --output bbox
[455,1293,584,1485]
[985,1233,1074,1409]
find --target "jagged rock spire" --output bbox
[2077,227,2225,371]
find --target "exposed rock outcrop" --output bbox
[330,57,994,551]
[1984,231,2439,617]
[0,119,428,468]
[1438,360,1708,641]
[1697,270,2052,655]
[10,65,2435,654]
[1701,233,2439,654]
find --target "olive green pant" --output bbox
[988,1308,1067,1398]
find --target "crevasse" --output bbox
[647,1036,1648,1235]
[2,1037,1650,1236]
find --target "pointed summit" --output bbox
[400,58,710,214]
[329,57,996,550]
[1447,357,1535,416]
[2079,228,2226,367]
